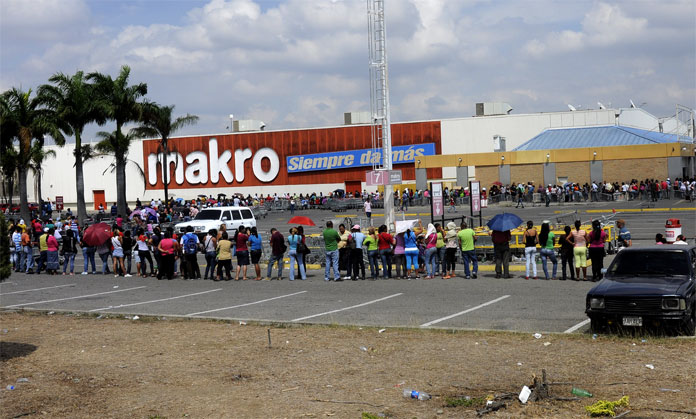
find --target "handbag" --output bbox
[297,241,309,255]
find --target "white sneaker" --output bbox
[124,274,132,278]
[342,276,350,280]
[81,272,88,275]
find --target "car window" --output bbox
[241,209,253,219]
[609,250,690,277]
[195,210,221,220]
[222,211,232,220]
[231,210,242,220]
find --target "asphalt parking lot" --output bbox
[2,198,694,335]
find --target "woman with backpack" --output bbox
[61,228,78,275]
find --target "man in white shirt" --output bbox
[363,199,372,226]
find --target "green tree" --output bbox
[0,88,65,223]
[88,65,147,216]
[38,71,106,224]
[28,138,57,209]
[132,103,198,207]
[0,213,10,280]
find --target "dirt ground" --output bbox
[1,312,694,419]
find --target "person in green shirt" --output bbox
[364,227,380,279]
[538,221,557,280]
[323,221,342,281]
[457,221,477,278]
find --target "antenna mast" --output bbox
[367,0,395,229]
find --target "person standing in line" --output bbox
[80,233,96,275]
[490,228,511,279]
[364,198,372,227]
[403,226,420,279]
[424,223,438,279]
[322,221,342,282]
[393,231,407,279]
[111,230,129,277]
[515,183,525,208]
[266,227,285,280]
[287,227,306,280]
[11,226,21,272]
[45,228,60,275]
[295,225,307,278]
[538,221,557,280]
[247,227,263,281]
[434,223,445,277]
[61,229,78,275]
[458,221,478,279]
[215,231,233,281]
[443,222,458,278]
[364,227,380,280]
[135,228,153,277]
[180,226,201,280]
[523,220,538,280]
[559,226,575,281]
[571,220,588,280]
[233,226,250,281]
[337,224,352,280]
[36,228,49,274]
[202,229,218,280]
[20,226,34,273]
[349,225,366,280]
[588,220,607,281]
[122,230,135,275]
[377,224,394,279]
[156,230,178,280]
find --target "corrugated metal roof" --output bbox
[514,125,689,151]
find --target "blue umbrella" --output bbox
[487,212,523,231]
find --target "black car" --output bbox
[586,245,696,335]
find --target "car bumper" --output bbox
[587,310,691,325]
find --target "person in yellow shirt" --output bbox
[215,231,233,281]
[36,228,49,274]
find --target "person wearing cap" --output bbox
[490,226,512,279]
[349,225,366,280]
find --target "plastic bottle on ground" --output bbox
[403,389,431,400]
[571,387,592,397]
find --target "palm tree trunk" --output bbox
[162,140,169,208]
[18,166,30,223]
[36,170,43,215]
[74,132,87,224]
[116,155,128,218]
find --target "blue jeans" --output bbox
[461,250,478,277]
[99,252,110,274]
[405,249,419,271]
[367,249,380,278]
[379,249,392,278]
[325,250,339,281]
[204,251,217,279]
[62,252,75,273]
[83,247,96,273]
[22,246,34,272]
[425,247,438,276]
[540,248,557,279]
[266,253,284,278]
[289,249,305,280]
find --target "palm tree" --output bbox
[88,65,147,216]
[132,103,198,207]
[38,71,106,224]
[0,88,64,223]
[28,139,57,208]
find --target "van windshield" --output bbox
[194,209,221,220]
[609,250,690,278]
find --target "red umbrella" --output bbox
[83,222,112,246]
[288,216,316,226]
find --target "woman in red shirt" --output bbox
[234,226,250,280]
[45,228,60,274]
[377,224,394,279]
[157,230,178,280]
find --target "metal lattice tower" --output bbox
[367,0,395,228]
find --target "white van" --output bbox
[176,206,256,237]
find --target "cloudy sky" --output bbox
[1,0,694,140]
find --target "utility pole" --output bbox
[367,0,395,229]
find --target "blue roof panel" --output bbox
[513,126,688,151]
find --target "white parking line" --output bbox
[0,283,76,296]
[291,293,403,322]
[420,295,511,327]
[187,291,308,316]
[3,286,147,308]
[88,289,223,312]
[564,318,591,334]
